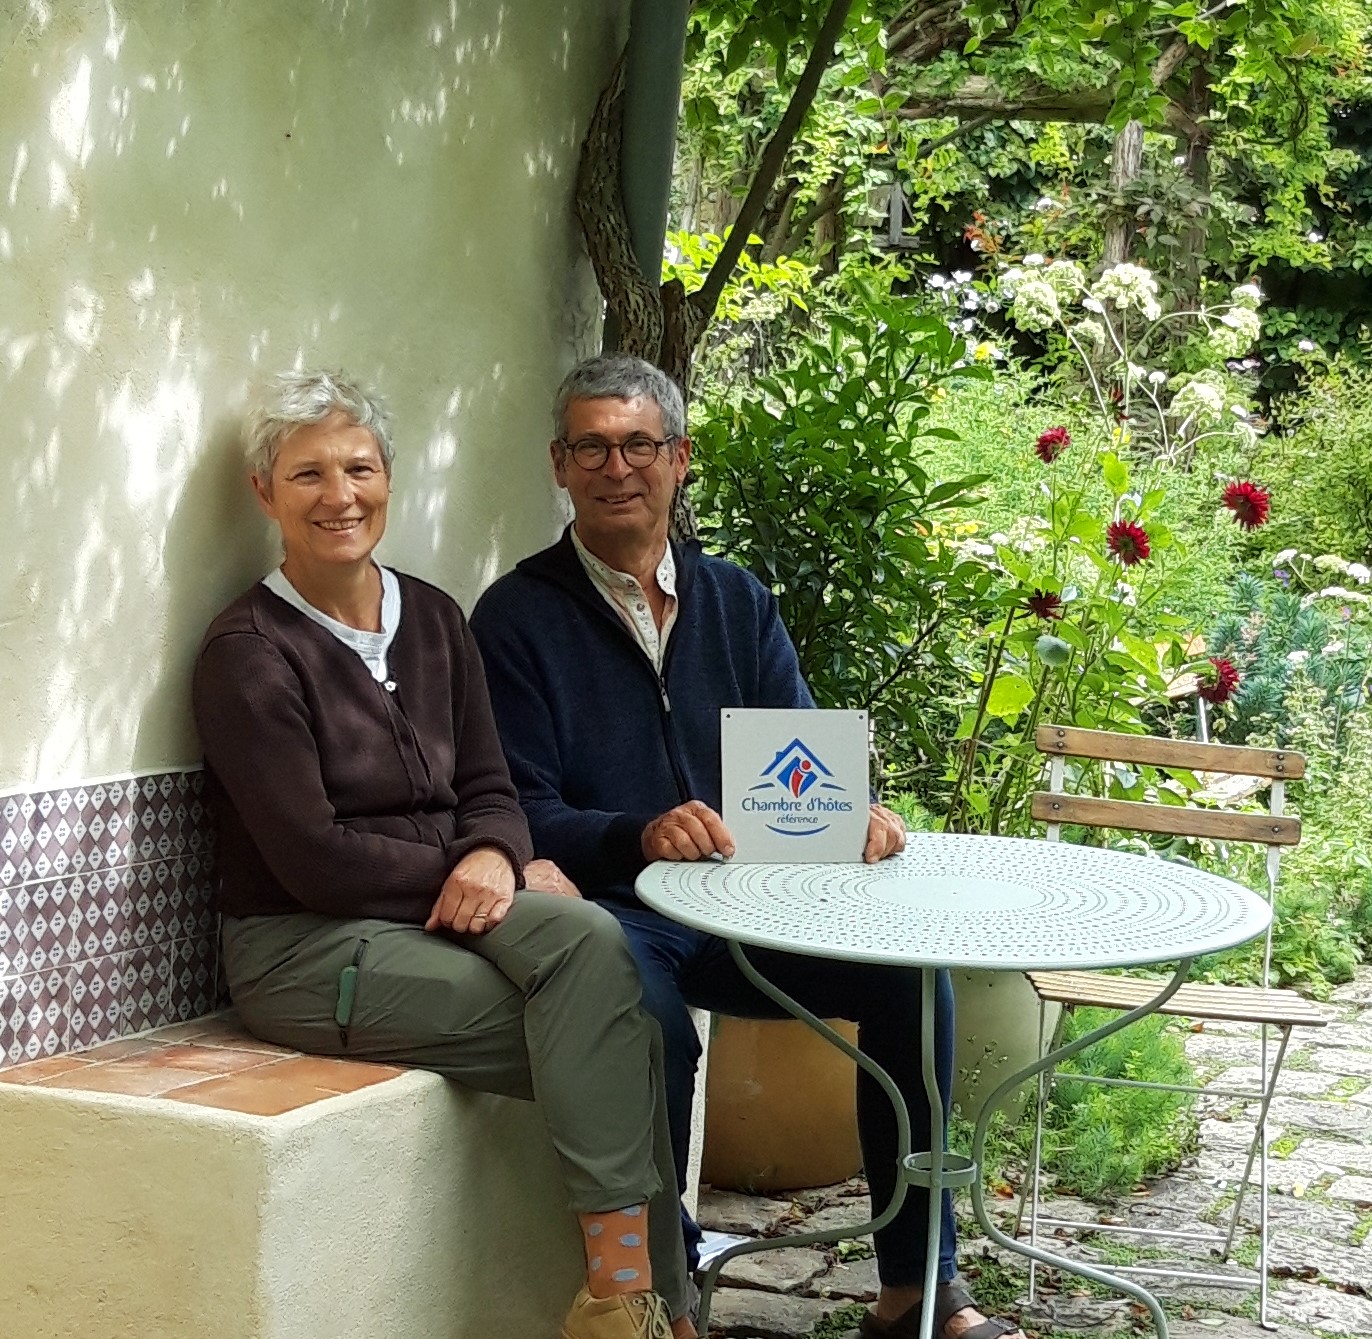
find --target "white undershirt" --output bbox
[571,528,678,673]
[263,565,402,684]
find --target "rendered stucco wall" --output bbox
[0,0,619,792]
[0,1073,585,1339]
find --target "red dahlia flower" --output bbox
[1198,656,1241,704]
[1026,589,1063,619]
[1106,520,1151,566]
[1222,480,1271,530]
[1035,426,1071,463]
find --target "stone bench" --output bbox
[0,1013,590,1338]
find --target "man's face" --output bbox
[552,395,691,555]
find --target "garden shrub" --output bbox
[690,288,1001,786]
[1198,673,1372,994]
[1042,1007,1198,1200]
[1262,355,1372,564]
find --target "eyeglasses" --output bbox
[559,434,678,471]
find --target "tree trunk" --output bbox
[1180,64,1212,294]
[1103,120,1145,268]
[576,0,856,539]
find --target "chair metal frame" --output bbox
[1016,725,1329,1330]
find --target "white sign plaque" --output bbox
[720,708,870,863]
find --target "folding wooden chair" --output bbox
[1017,725,1330,1329]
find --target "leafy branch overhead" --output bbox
[660,0,1364,339]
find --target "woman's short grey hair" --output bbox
[246,369,394,482]
[553,354,686,441]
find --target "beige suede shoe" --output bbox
[560,1286,673,1339]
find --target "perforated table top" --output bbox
[635,832,1272,971]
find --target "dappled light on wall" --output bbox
[2,0,622,795]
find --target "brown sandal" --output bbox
[858,1279,1021,1339]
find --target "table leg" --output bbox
[968,959,1196,1339]
[692,942,913,1333]
[701,945,972,1339]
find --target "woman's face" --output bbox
[252,410,390,573]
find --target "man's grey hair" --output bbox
[246,369,394,482]
[553,354,686,441]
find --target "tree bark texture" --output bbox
[574,0,856,540]
[1103,119,1145,268]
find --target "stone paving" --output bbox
[696,967,1372,1339]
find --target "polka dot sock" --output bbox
[578,1204,652,1298]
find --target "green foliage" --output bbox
[678,1,894,259]
[690,288,1002,780]
[1042,1007,1198,1201]
[809,1302,871,1339]
[1201,563,1372,746]
[934,261,1266,832]
[1199,675,1372,995]
[1262,356,1372,563]
[663,228,815,323]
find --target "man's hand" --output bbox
[642,801,737,862]
[425,845,516,935]
[864,804,907,864]
[523,858,581,898]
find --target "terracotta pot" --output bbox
[701,1015,862,1193]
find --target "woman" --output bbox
[193,369,692,1339]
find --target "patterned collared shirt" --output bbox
[570,527,679,672]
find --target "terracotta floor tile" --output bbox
[165,1072,344,1116]
[167,1016,296,1055]
[264,1055,405,1093]
[33,1060,205,1098]
[199,1033,297,1056]
[77,1036,169,1063]
[137,1014,234,1043]
[130,1043,277,1076]
[0,1054,98,1085]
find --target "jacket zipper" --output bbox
[542,541,694,803]
[656,660,690,802]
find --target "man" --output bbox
[471,355,1021,1339]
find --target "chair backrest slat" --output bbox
[1035,725,1304,780]
[1030,792,1302,845]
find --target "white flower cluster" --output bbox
[1044,259,1086,301]
[1303,586,1371,609]
[1168,375,1226,423]
[1231,283,1263,309]
[1009,276,1061,332]
[1071,317,1107,351]
[1314,554,1372,584]
[1209,305,1262,360]
[1089,263,1162,320]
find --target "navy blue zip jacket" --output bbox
[470,527,814,903]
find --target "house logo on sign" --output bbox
[744,738,856,836]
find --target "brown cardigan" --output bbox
[193,571,532,922]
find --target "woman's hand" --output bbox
[425,845,516,935]
[523,858,581,898]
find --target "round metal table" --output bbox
[636,832,1273,1339]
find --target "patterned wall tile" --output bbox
[0,793,34,872]
[0,876,79,976]
[173,934,221,1022]
[0,769,220,1065]
[0,966,69,1065]
[121,942,177,1034]
[67,952,130,1051]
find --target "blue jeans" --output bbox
[609,901,959,1288]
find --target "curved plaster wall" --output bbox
[0,0,617,791]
